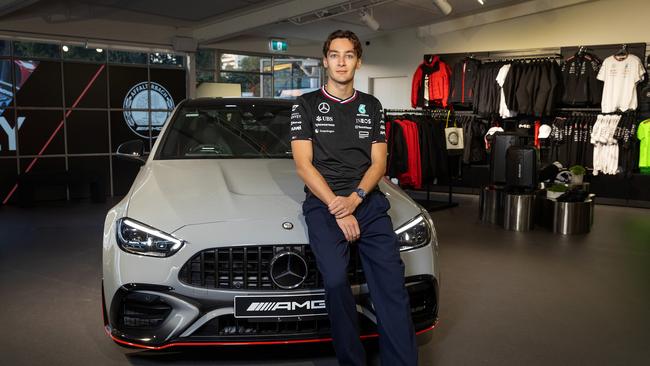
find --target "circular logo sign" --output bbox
[318,102,330,114]
[123,82,175,138]
[270,251,308,289]
[447,131,459,145]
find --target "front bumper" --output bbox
[104,275,438,349]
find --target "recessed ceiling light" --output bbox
[478,0,485,5]
[96,48,103,53]
[62,45,69,52]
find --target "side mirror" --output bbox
[116,140,147,165]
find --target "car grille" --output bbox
[119,292,172,329]
[178,244,365,290]
[191,314,377,339]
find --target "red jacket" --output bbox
[412,56,451,108]
[395,119,422,189]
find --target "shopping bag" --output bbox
[445,110,464,150]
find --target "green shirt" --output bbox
[639,120,650,169]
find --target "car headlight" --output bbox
[116,218,185,257]
[395,214,432,251]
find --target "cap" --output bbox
[538,124,552,139]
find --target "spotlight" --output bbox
[62,45,69,52]
[478,0,485,4]
[359,9,380,31]
[433,0,452,15]
[96,48,103,53]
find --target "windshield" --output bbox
[157,103,293,159]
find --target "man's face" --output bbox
[323,38,361,85]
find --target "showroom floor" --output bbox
[1,195,648,366]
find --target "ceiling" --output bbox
[253,0,522,41]
[2,0,282,26]
[0,0,532,48]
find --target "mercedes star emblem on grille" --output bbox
[270,251,308,289]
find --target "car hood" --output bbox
[125,159,421,235]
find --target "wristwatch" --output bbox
[354,187,367,200]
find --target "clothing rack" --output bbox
[481,54,563,63]
[384,108,458,212]
[555,107,639,116]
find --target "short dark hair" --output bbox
[322,30,362,58]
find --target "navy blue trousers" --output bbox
[302,191,417,366]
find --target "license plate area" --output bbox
[234,293,327,318]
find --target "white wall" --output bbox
[354,0,650,107]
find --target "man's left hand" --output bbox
[328,194,362,219]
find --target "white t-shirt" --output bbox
[496,64,517,118]
[597,54,646,113]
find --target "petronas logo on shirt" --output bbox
[358,104,366,114]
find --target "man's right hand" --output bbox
[336,215,360,242]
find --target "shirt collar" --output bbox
[320,86,358,104]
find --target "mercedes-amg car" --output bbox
[102,98,440,349]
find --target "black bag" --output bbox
[506,145,538,191]
[489,133,520,185]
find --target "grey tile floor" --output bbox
[0,195,648,365]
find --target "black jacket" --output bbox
[449,58,481,107]
[560,53,602,106]
[387,120,408,178]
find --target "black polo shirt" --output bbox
[290,86,386,196]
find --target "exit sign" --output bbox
[269,39,288,52]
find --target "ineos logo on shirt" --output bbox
[318,102,330,114]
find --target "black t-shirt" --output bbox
[290,87,386,195]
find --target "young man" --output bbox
[290,30,418,366]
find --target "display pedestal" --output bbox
[552,200,594,235]
[479,186,505,225]
[503,193,535,232]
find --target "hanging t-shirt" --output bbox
[638,120,650,171]
[496,64,517,118]
[597,54,646,113]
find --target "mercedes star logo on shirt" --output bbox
[318,102,330,114]
[270,251,308,289]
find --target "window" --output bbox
[220,53,263,72]
[196,49,216,82]
[0,39,187,203]
[219,72,272,98]
[272,57,321,98]
[149,53,184,67]
[62,45,106,62]
[109,50,147,65]
[158,102,293,160]
[13,41,60,59]
[0,40,10,56]
[196,50,322,99]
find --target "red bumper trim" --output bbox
[105,322,437,350]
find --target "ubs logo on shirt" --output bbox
[318,102,330,114]
[358,131,370,139]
